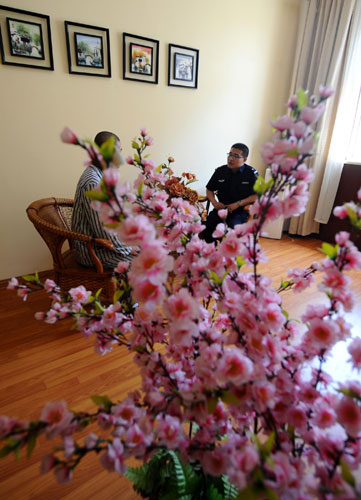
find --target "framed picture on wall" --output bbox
[65,21,111,77]
[123,33,159,84]
[168,44,199,89]
[0,5,53,70]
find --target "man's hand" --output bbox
[212,201,226,210]
[226,201,240,213]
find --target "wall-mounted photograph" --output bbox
[130,42,153,75]
[65,21,111,77]
[123,33,159,84]
[0,6,53,70]
[168,44,199,89]
[74,32,104,68]
[7,17,45,60]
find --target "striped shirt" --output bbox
[71,165,133,268]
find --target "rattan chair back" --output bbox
[26,198,117,300]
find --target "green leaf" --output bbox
[285,146,299,158]
[113,289,124,304]
[85,189,108,201]
[340,458,355,487]
[346,204,358,226]
[206,483,224,500]
[282,309,289,320]
[220,391,241,405]
[320,242,338,259]
[207,396,219,414]
[93,301,104,315]
[208,270,221,285]
[137,181,144,196]
[264,432,275,456]
[264,487,281,500]
[337,388,361,402]
[0,439,21,459]
[99,136,115,162]
[236,256,246,268]
[22,274,38,282]
[131,140,139,150]
[155,164,163,172]
[280,280,291,288]
[94,288,102,299]
[90,394,113,412]
[222,475,238,500]
[296,88,308,111]
[26,432,37,458]
[236,486,259,500]
[253,176,267,195]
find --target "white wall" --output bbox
[0,0,300,279]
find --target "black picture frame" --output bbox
[65,21,111,77]
[168,43,199,89]
[123,33,159,84]
[0,5,53,70]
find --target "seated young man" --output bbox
[200,143,258,243]
[71,131,133,269]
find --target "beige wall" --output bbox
[0,0,300,279]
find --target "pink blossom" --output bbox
[202,448,228,476]
[40,454,56,474]
[40,401,73,438]
[348,337,361,370]
[44,279,57,292]
[333,205,348,219]
[217,209,228,219]
[112,400,140,425]
[115,260,130,273]
[305,318,339,349]
[125,424,146,448]
[335,231,350,246]
[300,103,325,125]
[131,243,173,281]
[116,215,156,246]
[140,127,147,136]
[17,287,28,301]
[270,115,295,131]
[84,433,98,449]
[336,396,361,437]
[217,348,253,385]
[126,156,134,165]
[69,286,91,304]
[165,288,199,322]
[157,415,184,449]
[169,320,198,347]
[319,85,334,98]
[54,464,73,483]
[100,438,126,474]
[311,401,336,428]
[288,406,308,431]
[131,278,164,306]
[103,167,120,187]
[7,277,19,290]
[60,126,78,144]
[261,142,275,164]
[291,121,307,138]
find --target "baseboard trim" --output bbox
[0,270,54,289]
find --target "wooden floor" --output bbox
[0,235,360,500]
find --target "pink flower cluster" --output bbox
[3,87,361,499]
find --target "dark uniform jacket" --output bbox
[206,164,258,215]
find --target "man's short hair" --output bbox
[231,143,249,158]
[94,131,120,147]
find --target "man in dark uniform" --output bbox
[200,143,258,243]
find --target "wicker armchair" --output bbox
[26,198,117,300]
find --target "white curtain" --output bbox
[315,0,361,223]
[288,0,356,236]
